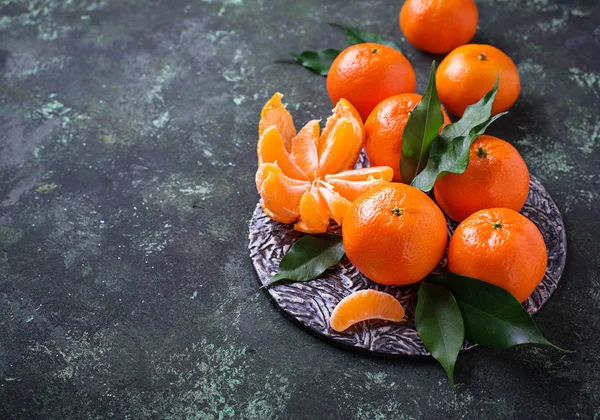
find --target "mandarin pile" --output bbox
[258,0,552,332]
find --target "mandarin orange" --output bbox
[342,183,447,286]
[364,93,451,182]
[448,208,548,302]
[433,135,530,222]
[436,44,521,116]
[326,43,416,121]
[400,0,478,54]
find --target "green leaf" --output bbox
[290,49,341,76]
[329,22,402,51]
[416,282,464,387]
[411,77,505,192]
[429,273,564,350]
[400,61,444,184]
[263,234,345,288]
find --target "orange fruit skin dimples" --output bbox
[448,208,548,303]
[342,184,448,286]
[400,0,479,54]
[433,135,530,223]
[436,44,521,117]
[326,43,416,121]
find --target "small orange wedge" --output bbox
[295,187,330,233]
[324,166,394,182]
[325,178,389,202]
[259,168,310,224]
[258,126,309,181]
[258,92,296,151]
[256,92,393,234]
[318,118,363,177]
[318,186,351,226]
[291,119,320,180]
[318,98,364,154]
[329,290,405,333]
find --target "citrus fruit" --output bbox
[256,93,394,233]
[326,43,416,121]
[447,208,548,302]
[433,135,530,222]
[342,183,448,286]
[329,290,405,332]
[436,44,521,117]
[364,93,451,182]
[400,0,478,54]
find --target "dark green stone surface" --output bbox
[1,0,599,418]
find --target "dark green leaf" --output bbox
[400,61,444,184]
[411,113,505,191]
[289,49,341,76]
[329,22,402,51]
[411,77,505,192]
[429,273,564,350]
[416,282,464,387]
[263,234,345,288]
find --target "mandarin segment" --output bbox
[259,92,296,151]
[318,118,363,177]
[329,290,405,333]
[324,166,394,183]
[291,119,320,180]
[327,178,388,202]
[318,98,364,154]
[259,171,310,224]
[258,126,309,181]
[256,163,310,191]
[295,188,330,234]
[318,186,351,226]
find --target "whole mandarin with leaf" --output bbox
[342,183,447,286]
[400,0,478,54]
[436,44,521,116]
[433,135,530,222]
[326,43,416,121]
[448,207,548,302]
[364,93,451,182]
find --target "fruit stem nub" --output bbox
[492,221,503,230]
[477,147,488,158]
[477,52,487,61]
[392,207,404,216]
[371,47,380,54]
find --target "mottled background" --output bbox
[0,0,599,418]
